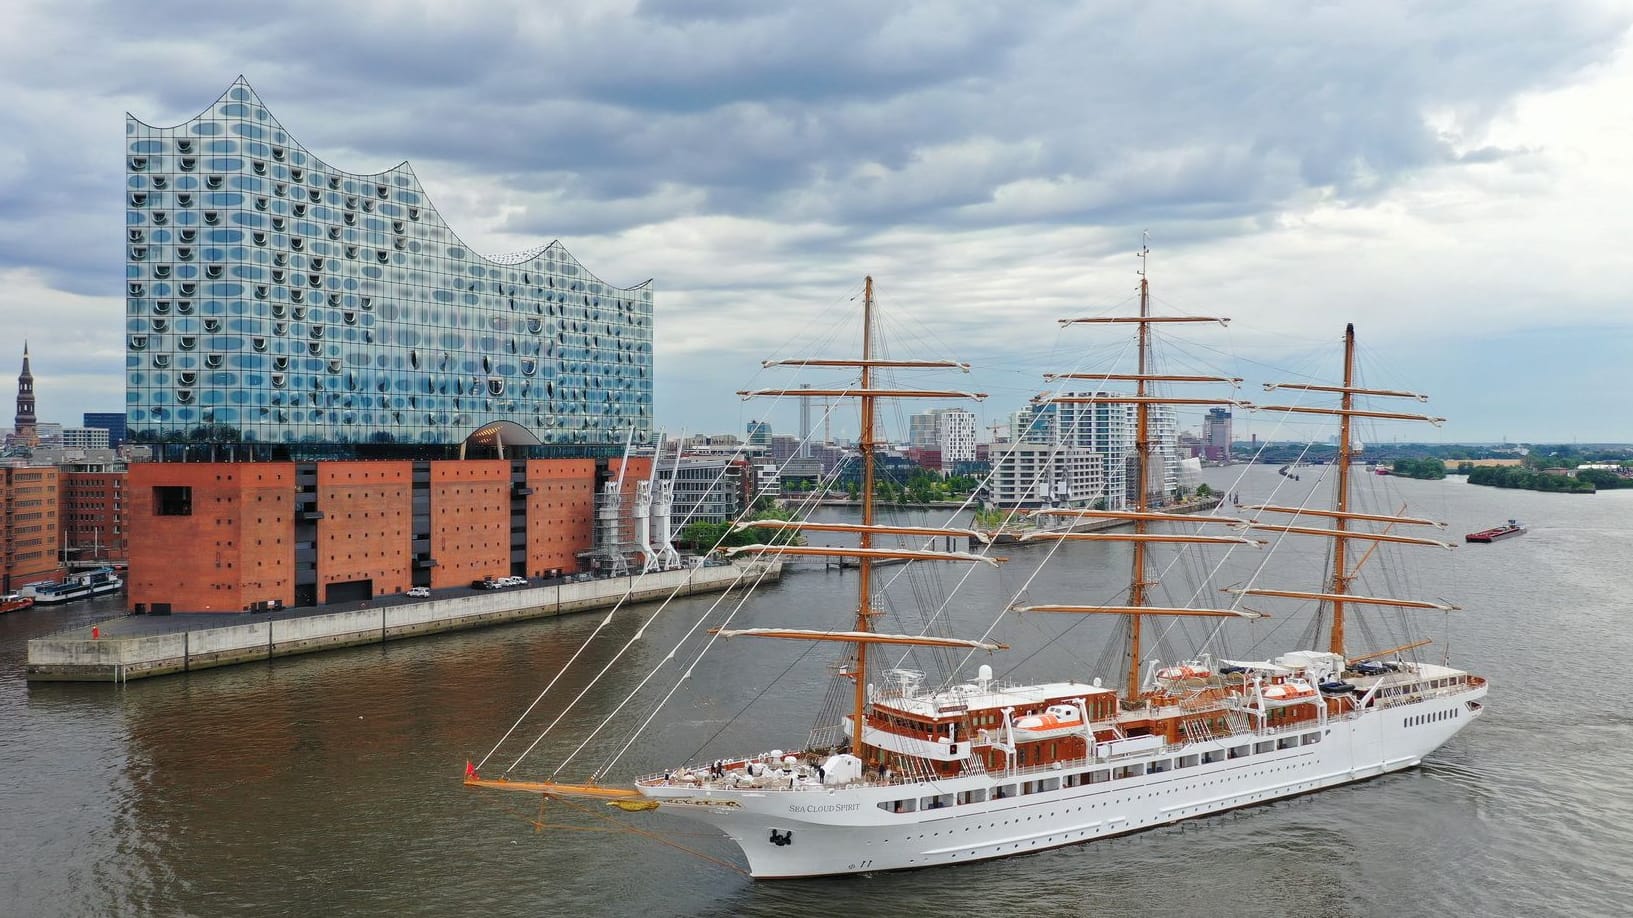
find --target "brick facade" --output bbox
[128,458,641,612]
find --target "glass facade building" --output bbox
[125,79,653,457]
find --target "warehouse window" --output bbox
[154,486,192,517]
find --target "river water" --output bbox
[2,465,1629,917]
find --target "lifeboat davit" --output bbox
[1013,704,1085,739]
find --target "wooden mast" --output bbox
[1331,323,1356,656]
[854,276,876,761]
[1127,240,1153,700]
[731,277,992,763]
[1255,329,1446,661]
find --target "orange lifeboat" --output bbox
[1260,681,1318,707]
[1012,704,1086,739]
[1156,663,1212,682]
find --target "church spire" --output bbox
[15,341,37,445]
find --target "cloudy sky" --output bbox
[3,0,1631,445]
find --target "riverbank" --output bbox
[24,561,780,683]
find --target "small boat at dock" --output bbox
[1,593,35,614]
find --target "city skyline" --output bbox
[3,3,1632,442]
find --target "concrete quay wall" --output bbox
[26,563,778,683]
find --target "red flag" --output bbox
[465,760,478,779]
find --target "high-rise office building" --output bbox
[83,413,128,448]
[125,78,653,458]
[1203,408,1232,461]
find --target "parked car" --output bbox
[406,587,431,598]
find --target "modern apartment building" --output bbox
[908,408,976,470]
[985,442,1104,510]
[1012,394,1179,506]
[62,427,111,450]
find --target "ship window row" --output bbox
[875,732,1324,813]
[1405,707,1460,728]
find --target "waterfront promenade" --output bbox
[25,561,780,683]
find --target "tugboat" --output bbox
[1465,519,1525,543]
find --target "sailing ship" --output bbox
[468,266,1486,879]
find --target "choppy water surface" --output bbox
[2,465,1629,917]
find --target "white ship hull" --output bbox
[641,685,1484,878]
[30,579,123,605]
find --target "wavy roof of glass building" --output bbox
[126,78,653,456]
